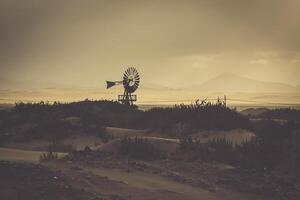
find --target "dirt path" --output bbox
[0,147,66,163]
[0,146,264,200]
[81,165,262,200]
[50,161,263,200]
[106,127,146,137]
[88,167,222,200]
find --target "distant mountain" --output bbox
[194,72,298,93]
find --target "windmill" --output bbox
[106,67,140,105]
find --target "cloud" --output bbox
[250,59,268,65]
[0,0,299,90]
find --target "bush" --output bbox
[119,137,165,160]
[39,140,59,162]
[179,136,235,163]
[138,100,249,135]
[179,121,298,171]
[39,151,58,162]
[0,99,250,143]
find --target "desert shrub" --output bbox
[39,151,58,162]
[1,100,125,143]
[1,99,250,142]
[179,136,235,163]
[39,140,59,162]
[13,100,141,130]
[138,100,250,135]
[179,121,298,170]
[119,137,165,160]
[100,130,114,143]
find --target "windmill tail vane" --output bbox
[106,81,123,89]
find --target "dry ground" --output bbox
[0,127,298,200]
[0,150,264,200]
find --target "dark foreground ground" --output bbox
[0,160,117,200]
[0,149,299,200]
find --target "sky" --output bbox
[0,0,300,92]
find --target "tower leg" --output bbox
[128,93,133,105]
[122,90,130,105]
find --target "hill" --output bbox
[194,72,298,93]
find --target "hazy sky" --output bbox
[0,0,300,90]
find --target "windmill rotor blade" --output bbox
[133,84,136,88]
[125,68,130,75]
[124,71,129,77]
[123,73,129,79]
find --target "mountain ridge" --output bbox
[192,72,299,93]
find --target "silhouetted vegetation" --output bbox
[39,140,59,162]
[119,137,165,160]
[179,121,299,171]
[0,100,130,143]
[1,100,299,149]
[39,151,58,162]
[0,99,251,143]
[138,99,249,136]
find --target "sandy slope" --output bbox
[106,126,146,137]
[3,135,103,151]
[0,147,66,163]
